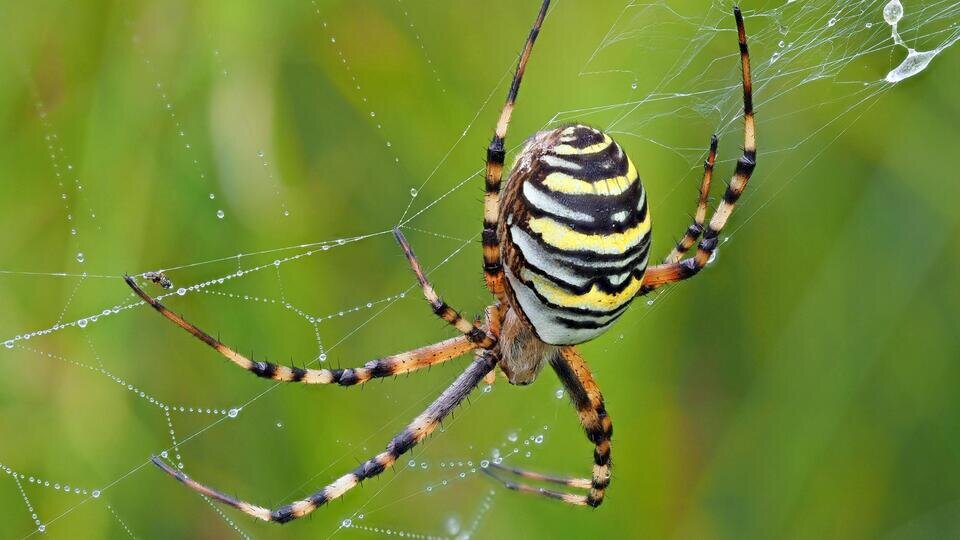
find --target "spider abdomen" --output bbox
[500,125,651,345]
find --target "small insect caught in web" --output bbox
[142,271,173,290]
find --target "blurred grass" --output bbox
[0,1,959,539]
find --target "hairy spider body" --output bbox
[129,0,756,523]
[496,307,558,384]
[500,125,648,348]
[495,125,648,384]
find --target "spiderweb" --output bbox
[1,0,957,538]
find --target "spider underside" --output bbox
[126,0,756,524]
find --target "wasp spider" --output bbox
[125,0,755,523]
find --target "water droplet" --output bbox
[827,17,837,27]
[507,432,518,443]
[37,525,46,533]
[209,193,215,199]
[227,408,239,418]
[555,388,564,399]
[176,287,187,296]
[410,187,419,197]
[341,518,352,528]
[630,82,638,90]
[216,209,225,219]
[480,460,490,468]
[4,340,13,349]
[77,319,88,328]
[257,150,264,158]
[865,22,873,28]
[330,37,337,43]
[445,516,461,535]
[275,421,284,428]
[883,0,903,25]
[92,490,101,498]
[76,252,85,263]
[482,385,492,393]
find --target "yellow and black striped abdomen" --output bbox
[500,125,650,345]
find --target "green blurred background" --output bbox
[1,1,959,538]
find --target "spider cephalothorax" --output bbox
[128,0,755,523]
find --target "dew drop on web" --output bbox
[883,0,903,25]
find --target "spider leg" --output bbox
[641,7,755,295]
[481,346,612,507]
[152,352,498,523]
[484,462,591,489]
[482,0,550,304]
[480,467,591,505]
[125,276,476,385]
[663,134,718,264]
[482,304,502,385]
[394,229,497,348]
